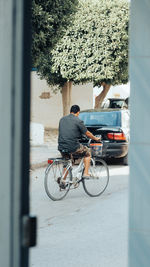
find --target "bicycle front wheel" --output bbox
[82,158,109,197]
[44,161,72,201]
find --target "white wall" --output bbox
[31,72,93,129]
[30,122,44,145]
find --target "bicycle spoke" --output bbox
[82,159,109,197]
[44,161,71,201]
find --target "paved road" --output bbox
[30,164,129,267]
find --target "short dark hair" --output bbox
[70,105,80,114]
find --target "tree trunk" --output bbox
[62,81,72,116]
[94,82,111,109]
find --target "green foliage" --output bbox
[37,0,129,89]
[31,0,79,66]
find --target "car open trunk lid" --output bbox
[79,125,123,145]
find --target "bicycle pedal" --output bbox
[93,176,99,179]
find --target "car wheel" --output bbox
[121,154,128,165]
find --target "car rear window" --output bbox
[79,111,121,126]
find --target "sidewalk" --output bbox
[30,129,59,170]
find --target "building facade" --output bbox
[31,71,93,129]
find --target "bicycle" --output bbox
[44,142,109,201]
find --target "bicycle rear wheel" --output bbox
[82,158,109,197]
[44,161,72,201]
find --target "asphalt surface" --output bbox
[29,142,129,267]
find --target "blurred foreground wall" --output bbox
[129,1,150,266]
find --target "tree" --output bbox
[31,0,79,66]
[37,0,129,114]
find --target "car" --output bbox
[102,97,129,109]
[79,108,130,165]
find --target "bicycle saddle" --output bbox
[60,149,71,159]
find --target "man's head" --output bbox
[70,105,80,116]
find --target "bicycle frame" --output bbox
[62,157,96,180]
[59,158,84,181]
[45,156,96,182]
[71,158,84,179]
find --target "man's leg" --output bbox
[72,145,91,176]
[62,167,68,179]
[83,155,91,176]
[59,152,69,186]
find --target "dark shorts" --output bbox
[72,144,91,158]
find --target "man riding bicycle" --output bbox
[58,105,101,178]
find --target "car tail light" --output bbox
[48,159,53,164]
[107,132,126,140]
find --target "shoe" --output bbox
[57,177,61,184]
[60,182,66,189]
[82,174,92,179]
[57,177,68,189]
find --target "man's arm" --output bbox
[85,130,101,142]
[77,119,101,142]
